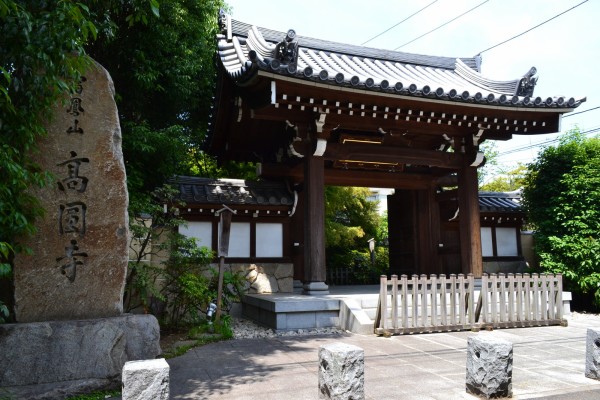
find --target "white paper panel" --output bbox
[179,221,212,250]
[481,227,493,257]
[496,227,518,256]
[256,223,283,257]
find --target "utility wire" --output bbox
[479,0,589,54]
[395,0,490,50]
[494,107,600,155]
[361,1,438,46]
[498,126,600,157]
[563,105,600,118]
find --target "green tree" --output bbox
[480,164,527,192]
[522,129,600,304]
[325,186,387,282]
[478,140,500,186]
[0,0,100,319]
[85,0,250,209]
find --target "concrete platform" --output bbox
[242,285,380,332]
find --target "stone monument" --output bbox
[0,61,160,399]
[13,62,128,321]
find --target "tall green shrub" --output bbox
[522,129,600,304]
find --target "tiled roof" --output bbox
[172,176,295,207]
[479,191,523,213]
[217,14,583,109]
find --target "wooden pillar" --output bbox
[416,186,441,275]
[291,190,305,284]
[302,132,328,294]
[458,165,483,277]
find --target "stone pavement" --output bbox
[167,313,600,399]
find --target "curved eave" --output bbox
[217,21,584,110]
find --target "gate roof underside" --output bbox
[208,13,585,188]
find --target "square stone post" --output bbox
[585,328,600,379]
[466,336,513,398]
[122,358,170,400]
[319,342,364,400]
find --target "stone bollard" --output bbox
[318,342,364,400]
[122,358,170,400]
[585,328,600,379]
[466,336,513,399]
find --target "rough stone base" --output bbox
[585,328,600,379]
[0,314,160,399]
[221,262,294,293]
[304,281,330,295]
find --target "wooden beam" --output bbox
[324,142,464,169]
[259,163,435,189]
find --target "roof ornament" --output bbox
[274,29,299,67]
[218,9,227,33]
[516,67,537,97]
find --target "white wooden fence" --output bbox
[375,273,563,335]
[478,273,563,327]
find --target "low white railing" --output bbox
[478,273,563,327]
[375,273,563,335]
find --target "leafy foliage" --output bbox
[0,0,101,320]
[127,185,245,327]
[0,1,95,254]
[480,164,527,192]
[325,186,389,281]
[478,140,500,186]
[86,0,240,207]
[522,129,600,304]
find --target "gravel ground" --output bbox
[229,311,600,339]
[230,317,345,339]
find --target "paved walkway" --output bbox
[168,313,600,399]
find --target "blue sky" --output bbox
[224,0,600,173]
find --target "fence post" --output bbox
[467,273,474,325]
[431,274,438,327]
[401,274,408,328]
[391,275,398,330]
[450,274,457,325]
[379,275,387,331]
[420,274,428,328]
[440,274,447,326]
[480,274,488,324]
[523,274,535,321]
[556,273,563,319]
[411,275,419,328]
[507,273,515,324]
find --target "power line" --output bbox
[479,0,589,54]
[395,0,490,50]
[497,126,600,157]
[361,1,438,46]
[493,107,600,155]
[563,105,600,118]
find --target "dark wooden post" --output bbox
[300,118,329,294]
[215,205,235,323]
[302,151,328,293]
[457,165,483,277]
